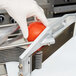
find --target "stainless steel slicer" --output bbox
[0,13,76,76]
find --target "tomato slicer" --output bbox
[0,13,76,76]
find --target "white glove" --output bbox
[0,0,48,39]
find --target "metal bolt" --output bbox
[19,74,23,76]
[18,64,23,69]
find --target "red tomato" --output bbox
[27,22,46,41]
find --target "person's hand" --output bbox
[0,0,48,39]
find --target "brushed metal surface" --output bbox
[0,47,24,63]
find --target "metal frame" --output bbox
[19,13,76,76]
[54,5,76,14]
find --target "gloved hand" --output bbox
[0,0,48,39]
